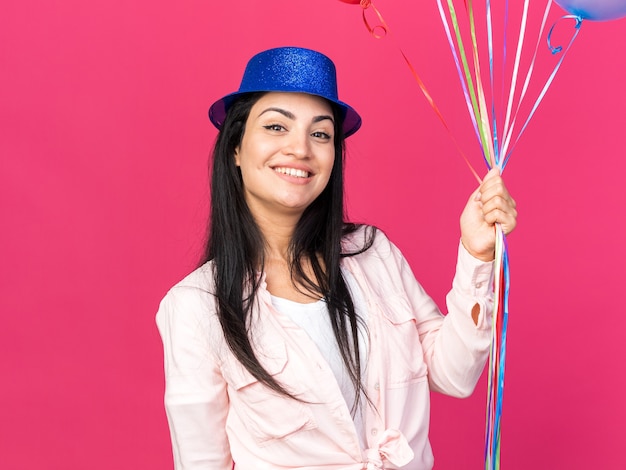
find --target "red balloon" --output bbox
[338,0,362,4]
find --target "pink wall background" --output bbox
[2,1,625,469]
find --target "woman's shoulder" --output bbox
[341,223,396,257]
[155,260,227,361]
[341,225,417,301]
[156,260,217,321]
[169,260,216,293]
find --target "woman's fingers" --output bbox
[479,172,517,231]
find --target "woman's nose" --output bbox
[283,129,311,159]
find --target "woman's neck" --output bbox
[252,211,324,303]
[254,211,299,262]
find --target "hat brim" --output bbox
[208,91,362,138]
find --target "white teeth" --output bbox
[274,167,310,178]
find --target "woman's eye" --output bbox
[312,131,332,140]
[263,124,285,132]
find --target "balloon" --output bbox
[338,0,362,4]
[555,0,626,21]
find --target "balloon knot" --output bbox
[360,0,372,9]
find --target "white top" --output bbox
[270,270,369,449]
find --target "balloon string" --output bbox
[485,232,498,467]
[499,0,554,162]
[498,243,510,464]
[434,0,484,164]
[358,0,482,183]
[486,0,499,165]
[466,0,496,168]
[483,0,498,457]
[502,14,582,169]
[485,225,508,470]
[500,0,530,160]
[443,0,493,167]
[498,0,510,158]
[358,0,387,38]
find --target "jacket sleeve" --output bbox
[390,238,495,398]
[156,286,233,469]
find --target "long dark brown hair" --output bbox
[199,92,375,410]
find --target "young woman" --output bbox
[156,46,517,470]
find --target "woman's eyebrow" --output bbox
[258,107,295,120]
[313,115,334,124]
[258,108,334,125]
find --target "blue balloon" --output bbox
[555,0,626,21]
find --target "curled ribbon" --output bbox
[353,1,482,183]
[358,0,388,39]
[364,429,414,469]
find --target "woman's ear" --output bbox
[234,147,241,167]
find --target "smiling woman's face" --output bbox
[234,92,336,221]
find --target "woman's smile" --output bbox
[272,166,312,179]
